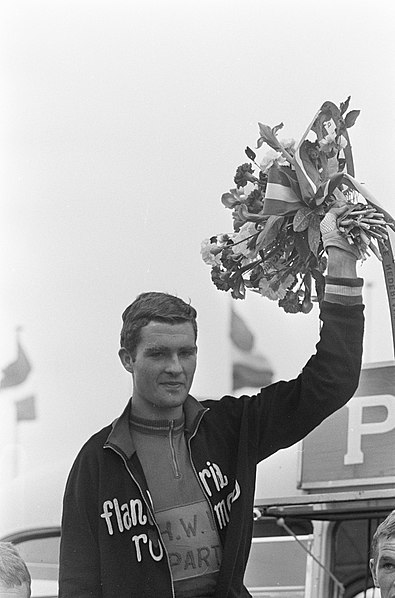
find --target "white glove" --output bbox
[320,210,360,259]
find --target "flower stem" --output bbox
[231,232,261,247]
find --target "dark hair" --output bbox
[0,542,31,594]
[120,292,198,356]
[371,510,395,565]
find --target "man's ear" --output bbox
[119,348,134,373]
[369,558,378,587]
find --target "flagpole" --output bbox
[13,414,19,478]
[13,326,22,478]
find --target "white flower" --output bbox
[260,148,281,173]
[259,138,296,173]
[200,238,222,266]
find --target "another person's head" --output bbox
[370,510,395,598]
[0,543,31,598]
[119,292,198,417]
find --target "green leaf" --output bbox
[312,269,325,303]
[307,215,321,256]
[256,122,284,152]
[344,110,360,128]
[255,215,283,251]
[245,146,256,161]
[293,207,313,232]
[294,231,311,260]
[339,96,351,116]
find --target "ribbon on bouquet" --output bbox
[341,174,395,355]
[263,100,395,356]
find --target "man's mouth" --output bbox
[161,381,184,388]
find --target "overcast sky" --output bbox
[1,0,394,482]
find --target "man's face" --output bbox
[370,534,395,598]
[119,320,197,419]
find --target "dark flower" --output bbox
[246,189,264,213]
[211,266,232,292]
[234,163,257,188]
[304,140,320,161]
[317,255,327,273]
[278,290,302,313]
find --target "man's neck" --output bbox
[130,401,183,422]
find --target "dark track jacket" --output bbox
[59,300,364,598]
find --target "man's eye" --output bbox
[180,350,195,358]
[148,351,164,358]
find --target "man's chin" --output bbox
[157,390,189,409]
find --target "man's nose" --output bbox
[165,354,183,374]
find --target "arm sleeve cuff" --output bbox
[324,276,364,305]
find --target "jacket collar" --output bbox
[104,395,208,460]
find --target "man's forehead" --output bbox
[378,535,395,556]
[140,321,196,344]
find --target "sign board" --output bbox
[244,535,311,596]
[299,362,395,490]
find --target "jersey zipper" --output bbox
[104,444,175,598]
[168,419,181,479]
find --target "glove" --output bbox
[320,210,360,259]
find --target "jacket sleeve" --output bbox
[246,287,364,462]
[58,444,102,598]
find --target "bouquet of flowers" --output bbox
[201,97,395,313]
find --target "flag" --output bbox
[231,307,274,391]
[0,340,31,390]
[16,395,36,421]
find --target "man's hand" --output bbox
[320,202,359,278]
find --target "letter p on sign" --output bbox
[344,395,395,465]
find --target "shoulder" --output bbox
[79,422,113,454]
[66,422,114,482]
[200,392,262,420]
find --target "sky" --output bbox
[0,0,395,492]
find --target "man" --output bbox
[370,510,395,597]
[59,207,364,597]
[0,543,31,598]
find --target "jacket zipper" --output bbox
[168,420,181,479]
[104,444,175,598]
[186,409,221,541]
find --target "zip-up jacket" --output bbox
[59,300,364,598]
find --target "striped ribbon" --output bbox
[344,175,395,356]
[380,238,395,352]
[263,164,305,215]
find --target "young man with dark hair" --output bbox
[0,543,31,598]
[370,510,395,597]
[59,207,365,597]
